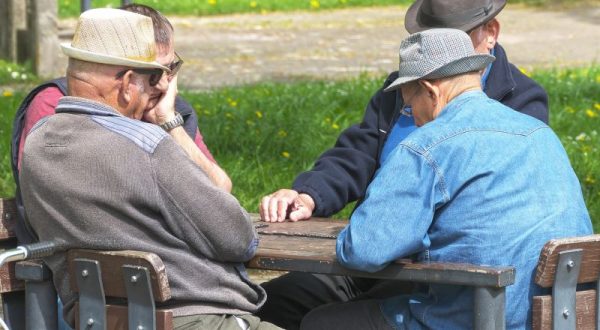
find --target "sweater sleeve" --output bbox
[292,74,398,217]
[151,138,257,262]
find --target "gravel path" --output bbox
[54,3,600,90]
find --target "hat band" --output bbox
[420,3,493,28]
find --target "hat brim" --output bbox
[383,53,495,92]
[61,43,170,72]
[405,0,506,34]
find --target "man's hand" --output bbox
[259,189,315,222]
[144,75,178,125]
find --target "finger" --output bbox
[289,207,312,222]
[277,199,289,222]
[259,195,271,222]
[269,196,280,223]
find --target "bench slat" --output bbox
[0,198,17,240]
[532,290,596,330]
[67,250,171,302]
[74,303,173,330]
[535,235,600,287]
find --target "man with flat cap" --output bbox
[301,28,591,330]
[259,0,548,329]
[19,8,280,330]
[258,1,550,328]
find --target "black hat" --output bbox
[405,0,507,34]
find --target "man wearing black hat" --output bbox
[257,1,549,329]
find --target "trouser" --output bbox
[256,272,413,330]
[173,313,282,330]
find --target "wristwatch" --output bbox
[159,112,184,131]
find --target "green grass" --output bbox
[1,62,599,228]
[59,0,413,18]
[57,0,592,17]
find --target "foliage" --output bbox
[58,0,413,18]
[0,60,598,228]
[57,0,591,17]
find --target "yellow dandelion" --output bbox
[585,175,596,185]
[518,67,531,77]
[277,129,288,137]
[250,1,257,8]
[339,0,347,3]
[3,90,13,97]
[585,109,598,118]
[281,151,290,158]
[227,98,238,107]
[596,75,600,84]
[261,9,268,14]
[255,111,263,119]
[208,0,217,5]
[594,103,600,111]
[332,123,340,130]
[310,0,320,9]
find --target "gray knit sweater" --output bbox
[20,97,265,323]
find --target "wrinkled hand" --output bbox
[143,75,178,125]
[259,189,315,222]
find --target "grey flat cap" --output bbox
[384,28,495,93]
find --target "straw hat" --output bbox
[405,0,507,34]
[61,8,169,72]
[384,28,495,92]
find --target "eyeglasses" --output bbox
[400,104,413,117]
[167,52,184,78]
[115,68,165,87]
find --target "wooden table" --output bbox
[247,215,515,330]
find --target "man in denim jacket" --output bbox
[258,1,551,328]
[300,28,592,330]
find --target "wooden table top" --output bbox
[248,215,515,288]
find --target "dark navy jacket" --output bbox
[11,77,200,243]
[292,44,549,217]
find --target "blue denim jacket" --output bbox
[336,91,592,329]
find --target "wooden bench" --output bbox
[0,198,174,330]
[533,235,600,330]
[67,250,173,330]
[2,195,598,330]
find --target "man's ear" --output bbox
[119,70,134,104]
[420,80,439,105]
[485,18,500,50]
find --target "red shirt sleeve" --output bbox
[17,87,63,170]
[193,128,217,164]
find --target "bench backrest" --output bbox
[532,235,600,330]
[0,198,23,294]
[67,249,173,330]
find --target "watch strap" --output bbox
[159,112,184,131]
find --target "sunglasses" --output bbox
[115,68,165,87]
[115,52,185,87]
[167,52,184,77]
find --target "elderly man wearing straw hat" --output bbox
[19,8,281,330]
[299,28,592,330]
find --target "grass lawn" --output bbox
[1,63,599,229]
[57,0,591,17]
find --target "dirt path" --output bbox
[56,4,600,90]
